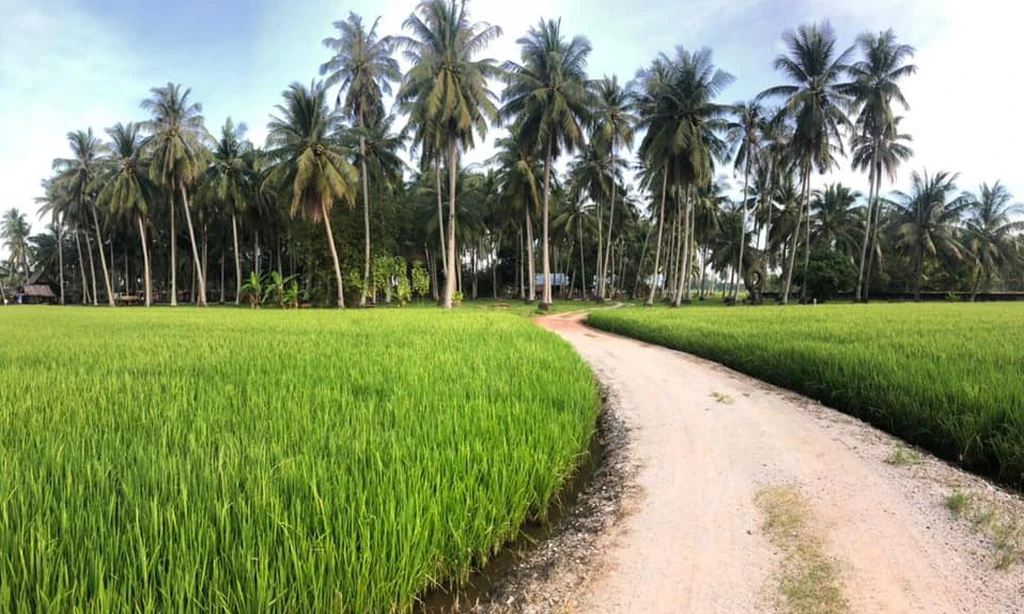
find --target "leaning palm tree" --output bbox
[266,81,358,308]
[200,118,256,304]
[762,22,854,304]
[591,75,637,300]
[141,83,210,306]
[725,99,766,299]
[847,29,916,301]
[321,12,400,307]
[97,122,157,306]
[891,170,968,300]
[52,129,116,306]
[963,182,1024,299]
[396,0,502,309]
[502,18,592,308]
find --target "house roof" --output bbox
[23,284,56,298]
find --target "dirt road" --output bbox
[536,314,1023,614]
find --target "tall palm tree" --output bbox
[762,22,853,303]
[591,75,637,300]
[502,18,592,308]
[1,209,31,290]
[266,81,358,308]
[892,170,967,299]
[141,83,210,306]
[490,131,543,301]
[396,0,502,309]
[97,122,157,306]
[321,12,400,307]
[725,99,766,299]
[850,115,913,296]
[810,183,863,260]
[52,129,116,306]
[963,182,1024,299]
[34,179,65,304]
[637,47,733,306]
[568,142,624,297]
[201,118,256,305]
[847,29,916,301]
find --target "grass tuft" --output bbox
[885,446,924,467]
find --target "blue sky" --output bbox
[1,0,1019,243]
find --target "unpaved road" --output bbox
[536,314,1024,614]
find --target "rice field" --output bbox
[0,307,598,613]
[588,303,1024,488]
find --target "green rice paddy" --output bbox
[589,303,1024,488]
[0,307,598,612]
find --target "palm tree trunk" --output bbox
[177,183,206,306]
[169,190,177,306]
[672,204,686,307]
[232,212,242,305]
[74,228,89,304]
[799,174,812,304]
[435,153,448,275]
[864,168,884,298]
[596,188,604,300]
[646,170,669,306]
[782,166,808,305]
[734,156,751,299]
[427,245,439,302]
[492,231,501,299]
[219,252,225,304]
[541,138,554,307]
[321,202,345,308]
[137,216,152,307]
[57,221,65,305]
[516,228,524,299]
[359,133,371,308]
[90,204,115,307]
[912,249,924,301]
[201,223,208,301]
[602,147,618,301]
[855,145,879,302]
[444,140,458,309]
[526,210,536,302]
[578,215,587,300]
[634,221,652,298]
[684,185,696,300]
[84,226,98,305]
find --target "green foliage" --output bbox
[0,308,598,612]
[411,260,430,299]
[797,249,857,301]
[240,271,267,308]
[589,304,1024,488]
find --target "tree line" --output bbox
[3,1,1022,308]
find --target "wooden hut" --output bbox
[17,271,57,305]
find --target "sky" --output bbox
[1,0,1020,249]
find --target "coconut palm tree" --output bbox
[637,47,733,306]
[321,12,400,307]
[725,99,766,299]
[52,129,116,306]
[891,170,968,300]
[97,122,157,306]
[141,83,210,306]
[762,22,854,303]
[810,183,863,261]
[396,0,502,309]
[591,75,637,300]
[851,116,913,296]
[201,118,256,305]
[1,209,31,290]
[963,182,1024,299]
[266,81,357,308]
[847,29,916,301]
[489,130,543,301]
[568,142,624,297]
[34,179,66,304]
[502,18,592,308]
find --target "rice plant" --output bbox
[588,303,1024,488]
[0,307,598,612]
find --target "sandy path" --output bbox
[536,314,1023,614]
